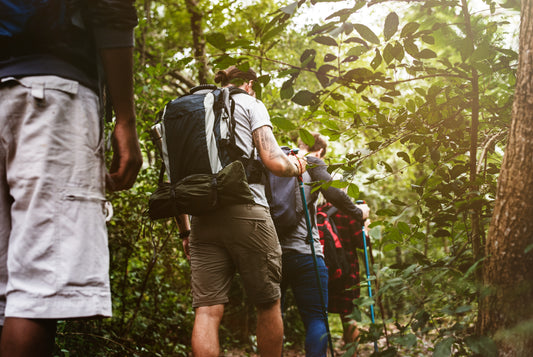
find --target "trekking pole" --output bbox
[367,233,390,348]
[356,200,378,353]
[297,174,336,357]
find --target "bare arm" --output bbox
[100,47,143,191]
[253,126,306,177]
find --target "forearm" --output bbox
[323,187,363,222]
[253,126,303,177]
[100,47,135,125]
[309,157,364,222]
[175,214,191,234]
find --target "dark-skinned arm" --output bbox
[100,47,142,191]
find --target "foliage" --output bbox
[55,0,520,355]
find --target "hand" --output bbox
[182,238,190,261]
[288,154,307,176]
[106,118,142,191]
[356,203,370,221]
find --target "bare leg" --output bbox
[340,313,359,357]
[0,317,56,357]
[256,299,283,357]
[191,304,224,357]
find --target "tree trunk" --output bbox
[185,0,209,84]
[461,0,483,275]
[479,1,533,355]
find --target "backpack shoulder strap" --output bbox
[326,205,338,218]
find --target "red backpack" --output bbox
[317,205,351,288]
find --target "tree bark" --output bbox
[461,0,483,275]
[479,1,533,355]
[185,0,209,84]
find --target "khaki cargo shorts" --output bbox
[189,204,282,308]
[0,75,112,323]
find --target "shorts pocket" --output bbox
[56,189,109,290]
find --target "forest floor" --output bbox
[215,323,434,356]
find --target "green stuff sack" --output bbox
[149,161,254,219]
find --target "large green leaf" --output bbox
[292,90,317,106]
[384,12,399,41]
[400,22,420,38]
[271,115,297,131]
[206,32,228,51]
[433,337,455,357]
[299,128,315,147]
[464,336,498,357]
[313,35,338,47]
[344,67,374,82]
[354,23,380,44]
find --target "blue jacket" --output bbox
[0,0,138,91]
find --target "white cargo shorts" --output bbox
[0,75,112,323]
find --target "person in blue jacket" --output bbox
[0,1,142,355]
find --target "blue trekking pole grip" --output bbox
[356,200,378,352]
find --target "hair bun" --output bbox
[214,70,228,84]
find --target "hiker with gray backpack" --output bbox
[271,133,369,357]
[150,65,307,357]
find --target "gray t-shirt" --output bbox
[231,92,272,207]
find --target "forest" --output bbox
[55,0,532,356]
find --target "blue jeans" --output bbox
[281,252,329,357]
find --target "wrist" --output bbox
[179,230,191,239]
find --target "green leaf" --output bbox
[346,46,370,57]
[331,92,345,101]
[464,336,498,357]
[376,208,398,216]
[392,41,405,61]
[300,48,317,68]
[347,183,360,199]
[324,53,337,62]
[206,32,227,51]
[455,305,472,313]
[384,12,399,41]
[313,35,338,47]
[434,229,450,238]
[525,244,533,253]
[383,43,395,64]
[400,22,420,38]
[371,49,382,69]
[406,99,416,113]
[391,199,407,206]
[271,116,296,131]
[422,35,435,44]
[354,23,380,44]
[344,68,374,82]
[397,221,410,234]
[317,64,336,88]
[404,38,419,58]
[394,333,417,347]
[280,80,294,100]
[292,90,317,106]
[299,128,315,147]
[348,304,362,321]
[368,141,381,150]
[280,1,298,15]
[397,151,411,164]
[419,49,437,59]
[262,25,285,43]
